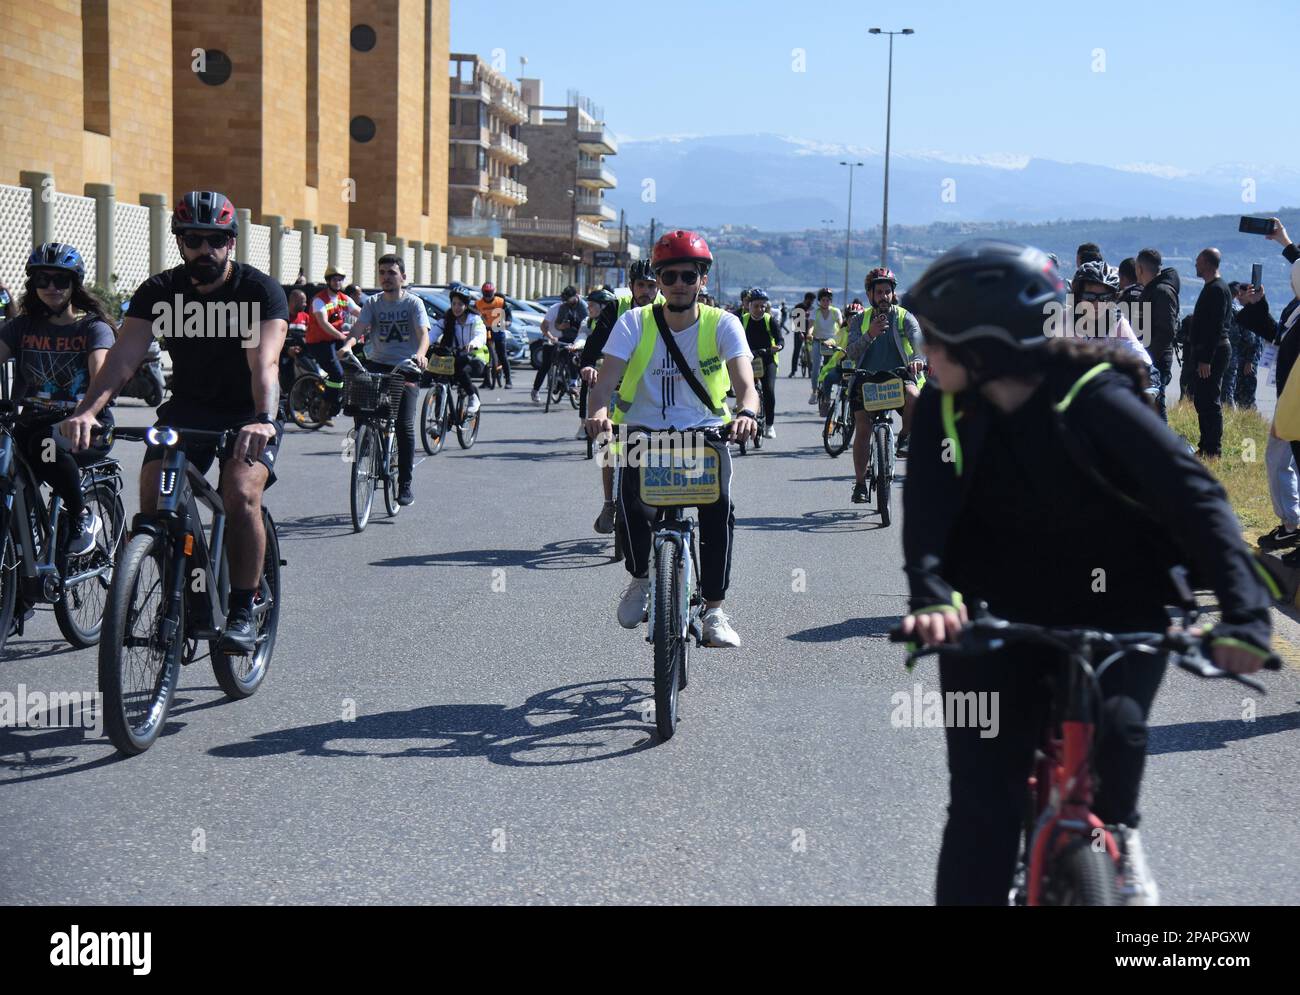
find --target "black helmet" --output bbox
[1071,259,1120,294]
[586,287,617,306]
[901,240,1065,380]
[629,259,655,284]
[26,242,86,284]
[171,190,239,235]
[447,283,473,305]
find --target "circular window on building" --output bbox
[195,49,233,86]
[350,116,376,143]
[350,25,376,51]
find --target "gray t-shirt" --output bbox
[357,292,429,365]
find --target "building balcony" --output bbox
[487,175,527,204]
[451,78,490,102]
[576,162,616,188]
[576,196,617,222]
[577,125,618,155]
[449,167,488,193]
[492,88,527,123]
[451,124,490,146]
[499,218,610,249]
[488,132,528,164]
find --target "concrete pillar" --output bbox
[265,214,284,282]
[410,240,424,284]
[294,219,315,281]
[321,224,341,273]
[457,247,470,284]
[428,243,443,284]
[235,208,253,263]
[348,228,366,285]
[367,232,388,284]
[392,236,406,280]
[525,258,535,299]
[467,249,480,286]
[85,182,115,289]
[139,192,169,275]
[19,170,54,249]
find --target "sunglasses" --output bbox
[32,271,74,290]
[180,232,232,251]
[656,268,699,287]
[1076,291,1115,303]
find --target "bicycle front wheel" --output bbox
[210,508,280,699]
[0,526,19,656]
[456,394,480,449]
[875,423,892,527]
[1044,838,1122,907]
[98,532,181,756]
[55,481,125,648]
[350,424,377,532]
[420,386,446,455]
[652,540,685,741]
[289,375,326,430]
[383,428,401,517]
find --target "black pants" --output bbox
[12,416,112,519]
[615,439,735,602]
[935,644,1166,906]
[455,354,486,398]
[788,334,805,377]
[1192,342,1230,456]
[359,361,417,484]
[490,335,511,385]
[532,342,576,392]
[756,351,778,424]
[1153,346,1173,421]
[305,341,344,408]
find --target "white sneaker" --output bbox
[466,394,481,415]
[617,577,650,629]
[763,425,775,439]
[575,425,588,440]
[531,389,541,404]
[1116,827,1160,906]
[700,606,741,647]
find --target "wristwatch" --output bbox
[737,408,758,421]
[252,412,273,425]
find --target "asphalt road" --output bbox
[1,374,1297,905]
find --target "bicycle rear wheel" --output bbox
[1045,838,1122,907]
[211,508,281,699]
[823,395,852,457]
[350,424,377,532]
[55,481,125,648]
[875,423,893,527]
[456,393,481,449]
[289,375,326,430]
[99,532,181,755]
[652,540,685,741]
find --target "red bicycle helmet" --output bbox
[651,230,713,273]
[172,190,238,235]
[865,266,897,291]
[481,282,495,298]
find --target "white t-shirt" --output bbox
[603,307,751,429]
[812,306,842,345]
[448,314,487,352]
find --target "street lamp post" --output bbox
[838,162,862,305]
[868,27,914,268]
[819,218,835,288]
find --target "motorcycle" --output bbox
[120,338,166,407]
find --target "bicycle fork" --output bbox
[646,524,695,645]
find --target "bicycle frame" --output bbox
[647,507,699,647]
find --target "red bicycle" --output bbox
[891,583,1278,906]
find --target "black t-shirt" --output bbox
[126,263,288,415]
[0,313,116,410]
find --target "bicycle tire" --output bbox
[210,507,280,700]
[99,531,180,756]
[289,375,326,430]
[652,541,684,741]
[875,423,892,527]
[0,528,18,656]
[383,427,400,517]
[350,425,376,532]
[55,481,125,649]
[1045,838,1122,907]
[544,363,556,413]
[456,392,480,449]
[420,386,446,455]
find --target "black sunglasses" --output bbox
[1076,290,1115,303]
[657,268,700,287]
[180,232,232,250]
[32,271,74,289]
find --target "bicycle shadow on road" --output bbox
[208,679,658,766]
[1148,705,1300,755]
[0,638,81,664]
[274,513,358,542]
[370,536,617,571]
[735,509,882,534]
[788,617,899,642]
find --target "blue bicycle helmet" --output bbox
[749,287,770,301]
[26,242,86,284]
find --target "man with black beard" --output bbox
[61,191,288,654]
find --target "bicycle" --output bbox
[855,366,909,527]
[98,425,283,756]
[626,428,729,741]
[341,351,413,532]
[0,406,125,653]
[544,340,582,413]
[823,357,856,457]
[285,347,335,431]
[889,578,1280,906]
[420,347,481,456]
[736,355,766,456]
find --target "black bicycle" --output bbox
[855,366,910,527]
[98,425,283,756]
[736,355,767,456]
[544,340,582,413]
[823,357,857,457]
[0,406,125,653]
[341,351,414,531]
[421,347,481,455]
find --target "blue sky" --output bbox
[452,0,1299,174]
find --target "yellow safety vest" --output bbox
[612,304,732,425]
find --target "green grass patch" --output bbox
[1167,400,1274,540]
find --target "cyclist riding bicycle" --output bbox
[807,288,842,404]
[740,287,784,439]
[581,267,661,534]
[307,264,360,415]
[439,284,489,416]
[342,253,430,506]
[533,286,586,403]
[847,267,925,503]
[1,242,115,560]
[584,229,760,648]
[62,190,289,654]
[896,239,1276,906]
[475,281,513,389]
[816,299,862,415]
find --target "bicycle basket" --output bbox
[639,443,721,508]
[342,371,405,418]
[860,376,905,412]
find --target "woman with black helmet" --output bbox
[437,284,489,416]
[897,239,1276,906]
[0,242,116,558]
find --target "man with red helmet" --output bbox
[475,281,513,389]
[584,229,759,648]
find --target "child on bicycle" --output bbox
[897,240,1274,906]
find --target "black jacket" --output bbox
[1191,276,1232,363]
[740,312,784,356]
[1139,267,1181,357]
[902,361,1272,651]
[1236,243,1300,393]
[580,305,620,368]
